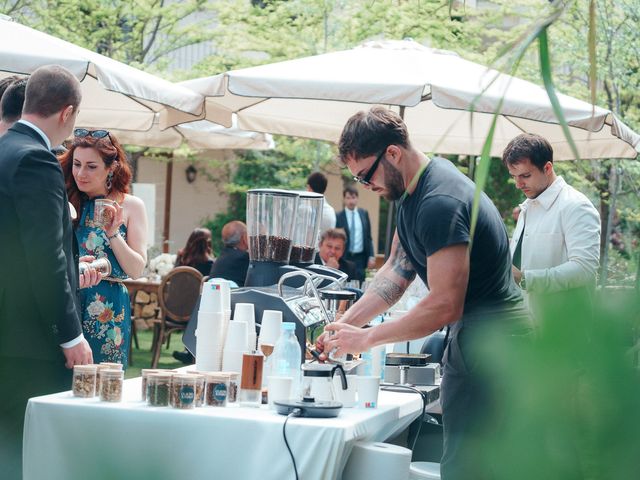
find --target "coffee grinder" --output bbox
[245,188,300,287]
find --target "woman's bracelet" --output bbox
[107,231,121,241]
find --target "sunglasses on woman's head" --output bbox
[74,128,110,139]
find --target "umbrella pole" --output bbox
[599,160,620,287]
[162,154,174,253]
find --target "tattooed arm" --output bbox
[330,232,417,329]
[321,240,470,357]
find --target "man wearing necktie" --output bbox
[336,185,375,282]
[504,133,600,321]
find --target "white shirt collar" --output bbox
[17,119,52,150]
[521,176,566,211]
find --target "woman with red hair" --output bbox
[59,129,148,368]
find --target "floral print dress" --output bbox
[76,197,131,367]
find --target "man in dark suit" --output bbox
[314,228,358,281]
[0,65,94,479]
[209,220,250,287]
[335,185,376,282]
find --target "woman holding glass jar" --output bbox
[59,129,148,367]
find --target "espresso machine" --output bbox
[183,187,353,364]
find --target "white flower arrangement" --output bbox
[148,253,177,278]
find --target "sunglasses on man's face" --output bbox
[74,128,110,139]
[352,146,388,186]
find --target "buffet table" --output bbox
[23,377,423,480]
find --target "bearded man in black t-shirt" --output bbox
[317,107,531,480]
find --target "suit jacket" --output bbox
[0,123,81,361]
[209,246,250,287]
[336,207,375,258]
[313,253,358,281]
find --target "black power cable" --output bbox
[282,408,302,480]
[381,383,439,451]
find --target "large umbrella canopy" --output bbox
[103,116,274,150]
[0,17,204,130]
[183,40,640,160]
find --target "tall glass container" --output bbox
[246,189,300,263]
[288,191,323,265]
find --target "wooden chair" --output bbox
[151,266,203,368]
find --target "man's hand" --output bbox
[367,257,376,269]
[322,323,371,358]
[79,255,101,289]
[512,265,522,285]
[326,256,339,269]
[62,338,93,369]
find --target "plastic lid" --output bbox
[141,369,164,376]
[74,365,97,373]
[320,290,357,300]
[205,373,230,382]
[281,322,296,331]
[172,374,197,382]
[247,188,299,198]
[147,372,173,380]
[99,362,123,370]
[100,369,123,378]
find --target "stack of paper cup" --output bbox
[223,320,248,372]
[195,282,226,372]
[208,278,232,340]
[258,310,283,348]
[234,303,256,351]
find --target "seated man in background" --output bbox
[209,220,250,287]
[314,228,357,281]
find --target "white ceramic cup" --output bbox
[259,310,283,346]
[224,320,248,352]
[268,376,293,408]
[357,376,380,408]
[334,374,357,408]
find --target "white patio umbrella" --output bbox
[0,17,204,130]
[183,39,640,160]
[105,117,274,150]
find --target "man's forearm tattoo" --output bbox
[370,277,404,306]
[392,242,416,282]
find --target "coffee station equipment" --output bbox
[245,188,300,287]
[288,191,324,266]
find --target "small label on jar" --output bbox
[179,386,195,405]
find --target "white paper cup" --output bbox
[208,279,231,311]
[268,376,293,408]
[225,320,248,352]
[357,376,380,409]
[334,374,357,408]
[234,303,257,350]
[200,282,224,314]
[259,310,282,346]
[222,349,244,373]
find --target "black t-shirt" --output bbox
[396,157,521,312]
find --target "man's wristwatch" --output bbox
[520,272,527,291]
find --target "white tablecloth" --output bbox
[23,377,423,480]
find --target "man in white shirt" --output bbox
[306,171,336,234]
[503,133,601,319]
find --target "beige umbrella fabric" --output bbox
[104,117,274,150]
[183,40,639,160]
[0,17,204,130]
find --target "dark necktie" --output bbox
[513,224,525,270]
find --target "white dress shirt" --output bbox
[320,198,336,234]
[510,176,600,295]
[346,207,364,253]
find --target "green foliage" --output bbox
[202,137,336,253]
[3,0,214,73]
